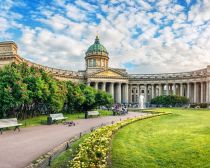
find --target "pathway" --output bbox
[0,112,146,168]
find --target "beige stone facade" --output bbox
[0,39,210,104]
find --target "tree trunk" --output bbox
[85,111,88,119]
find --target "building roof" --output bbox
[85,36,108,57]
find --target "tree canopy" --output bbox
[151,95,189,107]
[0,63,114,119]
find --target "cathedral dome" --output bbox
[85,36,109,71]
[85,36,108,57]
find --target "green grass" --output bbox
[19,109,112,127]
[51,133,90,168]
[19,113,85,127]
[111,108,210,168]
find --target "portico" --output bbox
[87,73,129,104]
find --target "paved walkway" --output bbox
[0,112,147,168]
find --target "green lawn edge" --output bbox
[110,108,210,168]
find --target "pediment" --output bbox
[89,69,127,78]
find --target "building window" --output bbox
[96,59,100,67]
[89,59,93,67]
[93,59,96,67]
[91,59,94,67]
[101,59,104,67]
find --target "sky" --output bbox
[0,0,210,74]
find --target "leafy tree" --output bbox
[0,64,29,118]
[0,63,115,120]
[79,84,96,118]
[66,81,85,113]
[151,95,189,107]
[95,90,114,108]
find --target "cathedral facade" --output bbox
[0,36,210,104]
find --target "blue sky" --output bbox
[0,0,210,73]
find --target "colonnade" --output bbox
[88,81,209,104]
[130,81,209,104]
[88,81,128,103]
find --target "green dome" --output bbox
[86,36,108,56]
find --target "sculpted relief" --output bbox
[0,47,10,53]
[0,46,14,56]
[94,70,123,77]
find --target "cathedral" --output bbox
[0,36,209,104]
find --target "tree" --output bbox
[151,95,189,107]
[0,63,114,120]
[95,91,114,108]
[0,64,29,118]
[66,81,85,113]
[79,84,96,119]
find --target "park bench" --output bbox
[87,111,100,118]
[0,118,22,134]
[50,113,68,124]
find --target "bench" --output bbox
[50,113,68,124]
[0,118,22,134]
[87,111,100,117]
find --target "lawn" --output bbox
[19,109,112,127]
[110,108,210,168]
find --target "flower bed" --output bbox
[69,113,170,168]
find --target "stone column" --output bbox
[194,82,197,103]
[180,83,183,96]
[159,84,162,96]
[137,84,140,102]
[124,83,128,103]
[102,82,106,92]
[94,82,98,90]
[154,85,156,98]
[151,84,155,99]
[173,83,176,95]
[201,82,203,103]
[206,81,210,103]
[110,82,114,98]
[87,82,90,86]
[128,84,132,103]
[187,82,190,99]
[166,84,169,95]
[145,84,148,103]
[116,83,121,103]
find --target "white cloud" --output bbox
[0,0,210,74]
